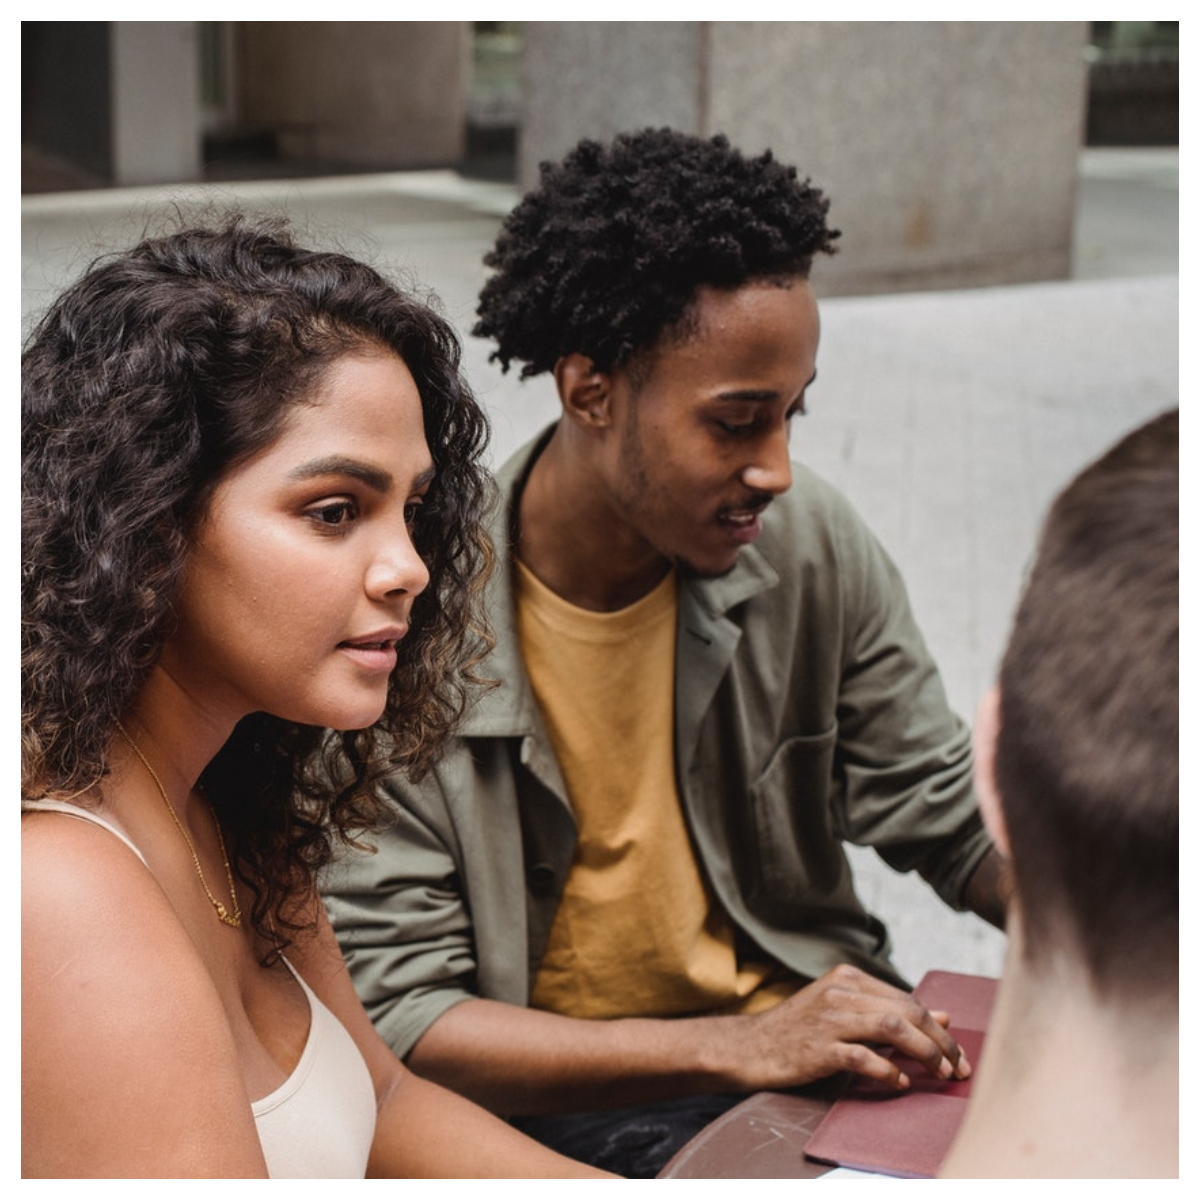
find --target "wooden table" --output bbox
[658,972,997,1178]
[657,1089,838,1178]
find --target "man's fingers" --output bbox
[924,1009,971,1075]
[838,1041,912,1092]
[813,978,971,1080]
[865,1009,968,1080]
[771,967,973,1090]
[909,1006,971,1076]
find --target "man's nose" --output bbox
[741,426,793,495]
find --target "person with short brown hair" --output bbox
[943,408,1178,1178]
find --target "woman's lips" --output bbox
[338,633,403,672]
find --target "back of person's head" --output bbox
[994,408,1178,1005]
[474,127,839,379]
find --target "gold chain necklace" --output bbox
[115,721,242,929]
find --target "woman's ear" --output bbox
[553,354,612,428]
[973,685,1012,859]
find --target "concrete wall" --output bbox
[110,22,203,186]
[519,22,1091,295]
[23,21,203,188]
[22,23,113,183]
[521,22,703,170]
[237,22,468,169]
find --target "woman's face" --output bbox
[159,348,434,732]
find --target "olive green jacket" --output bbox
[323,429,991,1058]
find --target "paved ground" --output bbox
[20,147,1179,985]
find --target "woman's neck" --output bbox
[112,664,244,820]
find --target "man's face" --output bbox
[603,278,820,578]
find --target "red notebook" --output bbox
[803,969,997,1178]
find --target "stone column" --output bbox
[519,22,1090,293]
[237,22,468,169]
[110,22,204,186]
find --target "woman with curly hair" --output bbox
[21,217,608,1178]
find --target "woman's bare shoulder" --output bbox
[21,807,198,968]
[21,809,268,1178]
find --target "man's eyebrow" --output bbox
[716,371,818,403]
[288,456,393,493]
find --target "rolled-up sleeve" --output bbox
[322,776,478,1060]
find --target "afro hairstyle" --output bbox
[474,127,839,379]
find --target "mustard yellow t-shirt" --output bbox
[515,559,795,1019]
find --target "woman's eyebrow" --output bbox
[289,455,392,493]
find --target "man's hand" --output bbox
[717,964,971,1093]
[408,965,971,1115]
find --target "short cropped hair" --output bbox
[996,409,1178,1001]
[22,215,493,956]
[474,127,839,379]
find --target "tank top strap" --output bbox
[22,798,150,867]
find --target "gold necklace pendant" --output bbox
[115,721,243,930]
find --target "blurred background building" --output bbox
[21,20,1178,296]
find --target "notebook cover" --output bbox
[802,969,997,1178]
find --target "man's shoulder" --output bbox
[778,460,863,516]
[711,463,902,632]
[757,463,872,563]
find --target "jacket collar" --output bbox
[460,425,781,737]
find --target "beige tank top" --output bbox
[24,798,376,1177]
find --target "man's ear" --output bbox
[973,685,1012,858]
[553,354,612,428]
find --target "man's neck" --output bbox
[516,426,671,612]
[942,943,1178,1178]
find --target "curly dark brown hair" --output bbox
[22,215,494,956]
[474,127,840,379]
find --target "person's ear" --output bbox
[973,685,1012,858]
[553,354,612,428]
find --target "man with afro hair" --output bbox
[327,128,1004,1177]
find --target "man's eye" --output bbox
[308,500,358,526]
[717,419,756,434]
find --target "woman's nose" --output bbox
[365,525,430,601]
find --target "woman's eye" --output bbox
[404,500,424,530]
[717,419,756,435]
[308,499,358,527]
